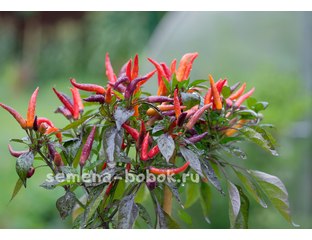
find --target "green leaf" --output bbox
[15,151,34,187]
[188,79,209,89]
[136,203,153,229]
[235,109,258,118]
[83,184,107,225]
[84,159,105,171]
[157,133,175,163]
[171,74,178,91]
[10,139,26,144]
[180,146,204,178]
[180,92,200,110]
[40,173,67,189]
[61,115,92,132]
[227,180,241,229]
[220,136,246,145]
[250,170,299,227]
[255,101,269,112]
[235,170,267,208]
[154,195,180,229]
[117,194,139,229]
[221,86,231,99]
[72,213,84,229]
[63,139,82,166]
[247,97,257,110]
[48,141,68,155]
[133,89,142,100]
[112,90,124,100]
[73,146,82,169]
[250,125,280,147]
[184,183,199,208]
[199,182,211,224]
[177,209,192,225]
[234,185,250,229]
[164,180,184,208]
[201,159,224,195]
[8,178,23,205]
[113,106,135,131]
[56,191,77,221]
[162,76,171,93]
[102,126,124,169]
[219,144,247,159]
[238,126,278,156]
[141,92,151,97]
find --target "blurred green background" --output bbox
[0,11,311,229]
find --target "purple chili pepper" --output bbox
[79,125,97,167]
[118,61,129,78]
[186,127,198,135]
[114,76,129,90]
[230,82,241,94]
[108,81,126,93]
[33,116,39,131]
[83,95,105,104]
[162,110,176,117]
[54,106,72,120]
[60,92,74,107]
[187,132,208,143]
[177,112,188,127]
[48,143,58,161]
[124,76,148,99]
[146,96,174,103]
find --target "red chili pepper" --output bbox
[131,54,139,80]
[8,144,29,157]
[234,87,255,108]
[147,57,169,82]
[186,103,212,130]
[173,89,181,119]
[70,88,80,120]
[79,125,97,167]
[209,75,222,110]
[229,82,246,100]
[148,161,190,175]
[54,152,64,172]
[126,163,131,172]
[70,78,105,94]
[182,53,199,80]
[176,53,197,82]
[185,105,199,119]
[160,62,172,81]
[141,132,150,160]
[121,138,128,150]
[122,123,139,141]
[53,87,75,115]
[170,59,177,74]
[106,53,117,83]
[217,79,227,94]
[105,86,112,103]
[102,162,107,171]
[136,119,146,150]
[147,144,159,158]
[126,59,132,82]
[26,87,39,128]
[72,79,84,114]
[27,166,35,178]
[45,127,62,143]
[37,117,54,128]
[0,102,27,129]
[106,181,114,195]
[132,105,139,119]
[137,69,157,88]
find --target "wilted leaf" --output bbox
[250,170,299,227]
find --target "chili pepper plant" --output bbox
[1,52,298,229]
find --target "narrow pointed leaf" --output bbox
[201,159,224,195]
[177,209,192,225]
[8,178,23,204]
[199,182,211,224]
[234,185,250,229]
[185,183,199,208]
[250,170,299,227]
[154,195,180,229]
[164,180,184,208]
[227,180,241,229]
[180,146,204,178]
[136,203,153,229]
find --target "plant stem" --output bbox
[162,149,176,216]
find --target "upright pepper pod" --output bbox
[160,62,172,81]
[39,123,48,134]
[173,89,181,119]
[141,132,150,160]
[102,162,107,171]
[126,163,131,173]
[70,88,80,120]
[209,75,222,110]
[124,76,148,100]
[54,153,64,173]
[186,103,212,130]
[234,87,255,108]
[182,52,199,81]
[204,88,212,105]
[79,125,97,168]
[131,54,139,80]
[176,53,197,82]
[106,53,117,83]
[170,59,177,74]
[70,78,105,94]
[121,138,128,150]
[118,61,128,78]
[26,87,39,128]
[72,79,84,114]
[177,112,188,127]
[60,92,74,108]
[229,83,246,100]
[114,76,129,90]
[33,116,39,131]
[54,106,72,120]
[217,79,227,94]
[8,144,29,157]
[230,82,241,94]
[126,59,132,82]
[147,57,169,82]
[0,102,27,129]
[105,86,112,103]
[48,143,58,161]
[136,119,146,150]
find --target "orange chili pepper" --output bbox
[229,83,246,100]
[186,103,212,130]
[185,105,199,119]
[70,78,105,94]
[147,57,169,82]
[54,153,64,172]
[106,53,117,83]
[45,127,62,143]
[132,104,139,118]
[204,88,212,105]
[176,53,197,82]
[146,105,187,116]
[224,120,247,137]
[182,52,199,80]
[156,78,168,96]
[234,87,255,108]
[70,88,80,120]
[26,87,39,128]
[209,75,222,110]
[37,117,54,128]
[173,89,181,119]
[131,54,139,80]
[169,120,177,135]
[105,86,112,103]
[0,102,27,129]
